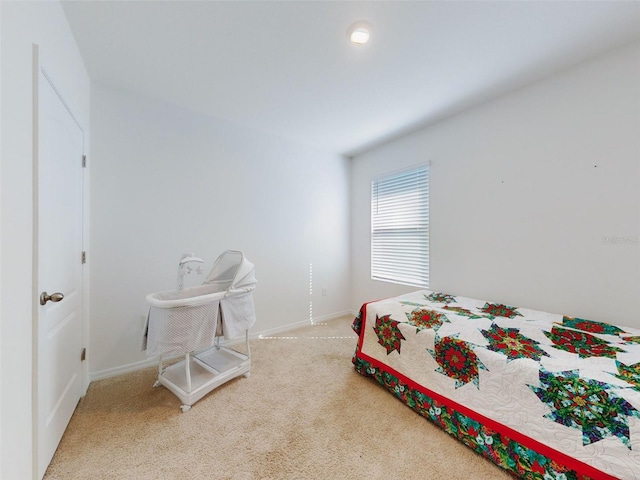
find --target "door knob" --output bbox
[40,291,64,305]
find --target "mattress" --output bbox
[352,290,640,479]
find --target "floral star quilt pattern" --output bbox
[352,290,640,480]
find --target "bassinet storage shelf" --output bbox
[155,337,251,413]
[143,250,257,412]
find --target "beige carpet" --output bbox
[45,317,512,479]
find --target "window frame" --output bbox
[370,164,430,288]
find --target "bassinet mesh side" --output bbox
[146,301,219,357]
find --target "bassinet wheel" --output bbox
[181,404,192,413]
[243,372,251,378]
[153,380,161,388]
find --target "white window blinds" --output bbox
[371,165,429,288]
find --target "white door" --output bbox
[37,69,85,479]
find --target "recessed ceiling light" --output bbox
[347,21,372,46]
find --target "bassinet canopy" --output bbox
[205,250,256,294]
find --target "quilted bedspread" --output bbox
[352,290,640,480]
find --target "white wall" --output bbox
[351,40,640,329]
[0,2,90,479]
[89,84,351,377]
[0,5,4,475]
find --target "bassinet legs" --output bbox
[152,330,251,412]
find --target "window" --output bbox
[371,164,429,288]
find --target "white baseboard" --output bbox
[252,310,354,338]
[90,357,159,382]
[89,309,356,382]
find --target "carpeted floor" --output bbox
[44,316,512,479]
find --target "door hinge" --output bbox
[81,348,86,361]
[82,251,86,264]
[82,155,87,168]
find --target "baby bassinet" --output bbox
[143,250,257,412]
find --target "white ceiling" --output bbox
[61,1,640,157]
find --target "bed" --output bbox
[352,290,640,479]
